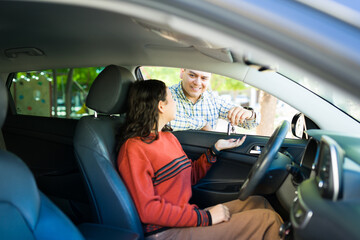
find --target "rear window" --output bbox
[10,67,103,119]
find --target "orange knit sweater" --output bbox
[117,131,216,235]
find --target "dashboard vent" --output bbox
[316,136,344,201]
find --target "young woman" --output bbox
[117,80,283,240]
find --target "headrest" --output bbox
[86,65,134,114]
[0,151,40,230]
[0,84,8,128]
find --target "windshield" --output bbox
[279,69,360,122]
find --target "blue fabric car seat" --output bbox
[73,65,144,239]
[0,84,84,240]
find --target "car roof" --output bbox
[0,0,359,99]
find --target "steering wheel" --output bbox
[239,120,290,200]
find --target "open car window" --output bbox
[140,66,299,138]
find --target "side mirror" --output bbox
[291,113,319,139]
[291,113,307,139]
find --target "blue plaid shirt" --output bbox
[169,82,260,131]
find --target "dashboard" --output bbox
[289,130,360,240]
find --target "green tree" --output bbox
[141,66,250,92]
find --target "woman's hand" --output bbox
[214,135,246,151]
[208,204,230,225]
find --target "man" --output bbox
[169,68,260,131]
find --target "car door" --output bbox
[173,130,307,209]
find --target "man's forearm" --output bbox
[170,117,207,131]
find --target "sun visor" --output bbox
[133,18,233,63]
[195,47,233,63]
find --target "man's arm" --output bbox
[170,115,208,131]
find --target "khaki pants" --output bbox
[146,196,283,240]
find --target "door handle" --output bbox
[250,146,262,155]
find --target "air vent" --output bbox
[316,136,344,201]
[317,151,332,198]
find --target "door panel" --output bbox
[173,130,307,208]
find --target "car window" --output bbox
[140,66,299,138]
[9,67,103,119]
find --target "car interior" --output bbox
[0,1,359,240]
[0,80,139,240]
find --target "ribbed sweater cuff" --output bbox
[206,149,217,163]
[206,210,212,226]
[210,144,222,156]
[194,208,211,226]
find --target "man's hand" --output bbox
[227,106,253,126]
[201,122,213,131]
[214,136,246,151]
[208,204,230,225]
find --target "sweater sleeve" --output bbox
[190,149,217,185]
[118,140,211,228]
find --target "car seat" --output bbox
[0,82,85,240]
[73,65,143,239]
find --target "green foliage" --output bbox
[16,67,103,93]
[141,67,179,86]
[72,67,104,91]
[211,74,247,92]
[141,66,249,91]
[16,66,248,94]
[14,66,251,116]
[16,71,52,82]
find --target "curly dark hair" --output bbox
[119,79,172,147]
